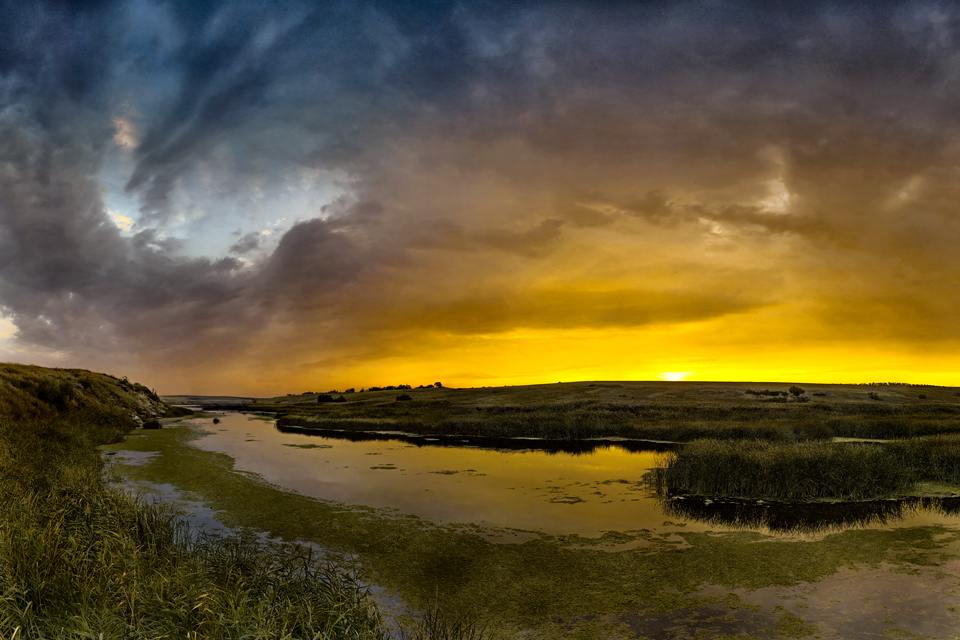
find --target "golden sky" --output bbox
[2,2,960,394]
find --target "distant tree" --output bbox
[317,394,334,403]
[344,388,355,393]
[434,382,443,388]
[788,386,805,398]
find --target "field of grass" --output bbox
[249,380,960,443]
[0,363,481,639]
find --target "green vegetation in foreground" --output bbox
[107,418,960,640]
[254,381,960,443]
[0,363,477,639]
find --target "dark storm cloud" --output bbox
[254,218,368,307]
[0,0,270,365]
[4,0,960,390]
[229,232,262,255]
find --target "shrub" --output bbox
[142,419,162,429]
[396,394,413,402]
[35,378,77,412]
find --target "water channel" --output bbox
[117,412,960,538]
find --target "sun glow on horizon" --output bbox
[657,371,695,382]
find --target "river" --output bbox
[151,412,960,537]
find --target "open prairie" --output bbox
[251,380,960,443]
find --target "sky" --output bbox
[2,0,960,395]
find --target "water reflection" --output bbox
[274,421,678,455]
[188,413,675,537]
[658,494,960,534]
[178,413,960,537]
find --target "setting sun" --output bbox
[658,372,695,382]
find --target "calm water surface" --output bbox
[185,413,960,537]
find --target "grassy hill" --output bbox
[251,380,960,443]
[0,363,190,430]
[255,379,960,407]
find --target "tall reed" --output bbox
[0,422,388,638]
[0,373,486,640]
[652,440,916,501]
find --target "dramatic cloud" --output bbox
[3,0,960,393]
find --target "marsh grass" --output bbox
[0,363,488,639]
[268,385,960,443]
[652,434,960,501]
[652,440,914,501]
[0,481,386,638]
[659,494,935,533]
[276,405,815,442]
[398,607,487,640]
[893,434,960,484]
[0,407,392,639]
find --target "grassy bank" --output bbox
[107,416,960,640]
[0,364,412,639]
[652,435,960,501]
[253,381,960,443]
